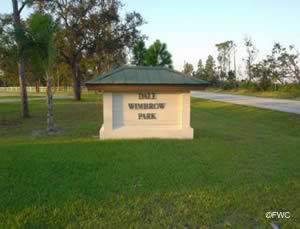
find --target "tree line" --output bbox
[183,37,300,91]
[1,1,299,130]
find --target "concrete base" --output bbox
[100,125,193,140]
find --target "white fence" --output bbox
[0,86,88,93]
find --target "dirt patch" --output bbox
[31,128,64,137]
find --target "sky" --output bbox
[1,0,300,74]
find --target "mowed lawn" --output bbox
[0,94,299,228]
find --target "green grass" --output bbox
[207,88,300,100]
[0,94,299,228]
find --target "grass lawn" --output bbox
[206,88,300,100]
[0,93,299,228]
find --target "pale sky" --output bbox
[1,0,299,74]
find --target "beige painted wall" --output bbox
[100,92,193,139]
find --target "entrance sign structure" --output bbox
[86,66,208,140]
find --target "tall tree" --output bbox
[11,0,32,117]
[44,0,144,100]
[216,40,235,78]
[270,43,300,83]
[195,59,206,79]
[182,62,194,76]
[27,13,57,131]
[144,40,173,68]
[244,36,258,81]
[251,60,272,90]
[204,55,218,85]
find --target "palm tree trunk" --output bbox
[46,72,54,132]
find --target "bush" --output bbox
[222,80,238,90]
[257,77,272,91]
[278,83,300,97]
[239,80,259,92]
[214,79,300,98]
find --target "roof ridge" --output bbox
[98,66,126,81]
[123,65,169,70]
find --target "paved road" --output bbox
[0,96,72,103]
[192,91,300,115]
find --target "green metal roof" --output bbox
[85,66,209,85]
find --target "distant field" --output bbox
[206,88,300,100]
[0,94,299,227]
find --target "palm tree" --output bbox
[145,40,173,68]
[27,13,56,132]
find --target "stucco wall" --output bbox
[100,92,193,139]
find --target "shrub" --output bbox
[258,77,272,91]
[278,83,300,97]
[222,80,238,90]
[239,80,259,92]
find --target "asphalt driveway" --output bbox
[192,91,300,115]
